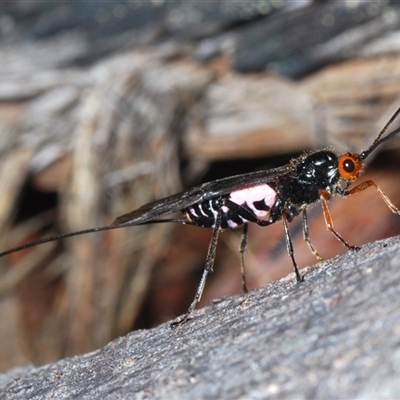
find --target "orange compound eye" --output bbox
[338,153,363,180]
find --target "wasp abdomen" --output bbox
[185,184,277,229]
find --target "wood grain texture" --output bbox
[1,0,400,371]
[1,235,400,399]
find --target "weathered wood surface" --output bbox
[1,235,400,399]
[1,0,400,372]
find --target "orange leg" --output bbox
[344,180,400,214]
[319,190,360,251]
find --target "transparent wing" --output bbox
[112,165,291,226]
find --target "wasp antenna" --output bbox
[373,106,400,144]
[0,218,185,259]
[360,125,400,160]
[360,106,400,160]
[0,225,117,259]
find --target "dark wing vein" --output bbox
[112,164,291,226]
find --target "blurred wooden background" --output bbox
[0,0,400,371]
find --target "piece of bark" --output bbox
[231,2,400,77]
[1,235,400,399]
[2,0,400,374]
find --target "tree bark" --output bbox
[1,235,400,399]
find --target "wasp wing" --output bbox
[112,164,291,226]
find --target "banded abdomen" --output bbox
[184,184,277,229]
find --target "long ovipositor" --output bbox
[1,107,400,326]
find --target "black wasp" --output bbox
[1,107,400,326]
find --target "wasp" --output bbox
[1,107,400,326]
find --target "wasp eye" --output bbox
[338,153,362,180]
[342,159,355,173]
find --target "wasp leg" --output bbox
[302,209,323,261]
[282,213,303,283]
[228,200,303,283]
[344,180,400,214]
[239,223,249,293]
[223,199,270,293]
[171,201,223,327]
[319,190,360,251]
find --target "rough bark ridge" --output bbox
[1,235,400,399]
[2,0,400,368]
